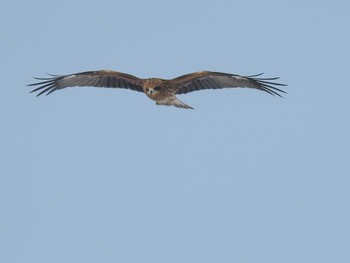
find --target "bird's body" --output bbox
[28,70,286,109]
[142,78,193,109]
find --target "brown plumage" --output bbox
[28,70,286,109]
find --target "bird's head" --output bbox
[145,86,161,95]
[144,78,164,96]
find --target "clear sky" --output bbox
[1,0,350,262]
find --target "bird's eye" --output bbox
[154,86,161,91]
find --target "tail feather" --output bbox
[173,97,194,109]
[156,97,194,109]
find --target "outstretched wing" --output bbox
[170,71,286,97]
[28,70,144,96]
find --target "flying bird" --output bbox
[28,70,286,109]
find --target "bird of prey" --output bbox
[28,70,286,109]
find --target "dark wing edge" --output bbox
[173,71,287,97]
[242,73,287,97]
[27,70,144,96]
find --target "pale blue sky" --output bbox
[1,0,350,262]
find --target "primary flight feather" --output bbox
[28,70,286,109]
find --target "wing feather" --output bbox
[171,71,286,97]
[28,70,144,96]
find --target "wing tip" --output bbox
[27,75,58,96]
[245,73,287,97]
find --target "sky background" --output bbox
[1,0,350,262]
